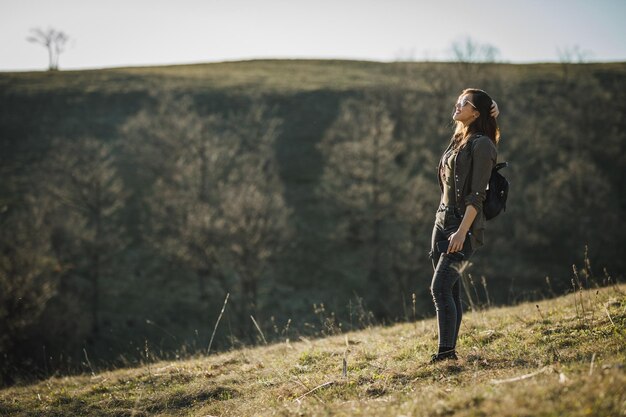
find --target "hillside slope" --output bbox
[1,283,624,417]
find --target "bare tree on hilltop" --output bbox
[449,36,500,83]
[557,45,593,82]
[27,27,69,71]
[450,36,500,63]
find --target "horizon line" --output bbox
[2,56,625,73]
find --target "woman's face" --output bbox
[452,93,480,125]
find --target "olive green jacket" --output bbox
[437,133,497,249]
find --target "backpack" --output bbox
[483,162,509,221]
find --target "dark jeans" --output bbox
[429,206,474,349]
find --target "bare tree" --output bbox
[449,36,500,83]
[27,27,69,71]
[122,94,292,337]
[316,96,409,316]
[206,105,291,330]
[450,36,500,63]
[557,45,592,63]
[0,195,56,385]
[557,45,592,81]
[44,137,127,336]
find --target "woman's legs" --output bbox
[431,253,463,351]
[429,216,471,358]
[452,277,462,350]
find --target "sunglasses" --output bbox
[455,98,477,110]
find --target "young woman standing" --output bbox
[429,88,500,362]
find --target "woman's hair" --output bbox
[452,88,500,146]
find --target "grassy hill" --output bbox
[1,59,625,387]
[2,283,624,417]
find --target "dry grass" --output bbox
[1,284,625,417]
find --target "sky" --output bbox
[1,0,625,71]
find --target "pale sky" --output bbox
[1,0,625,71]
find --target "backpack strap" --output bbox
[495,162,508,171]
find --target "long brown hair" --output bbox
[452,88,500,147]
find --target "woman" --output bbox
[429,88,500,362]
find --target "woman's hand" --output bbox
[449,206,477,253]
[447,229,467,253]
[490,100,499,118]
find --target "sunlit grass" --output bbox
[1,283,624,416]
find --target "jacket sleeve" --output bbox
[464,136,497,212]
